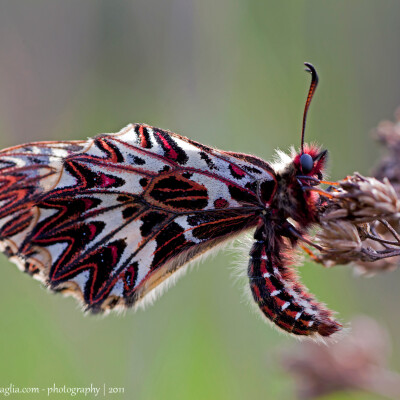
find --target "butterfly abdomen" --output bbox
[248,223,341,337]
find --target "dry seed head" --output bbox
[317,221,362,260]
[281,316,400,399]
[374,106,400,153]
[373,107,400,196]
[315,175,400,270]
[330,175,400,222]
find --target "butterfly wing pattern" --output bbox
[0,125,272,311]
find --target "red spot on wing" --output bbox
[82,198,95,211]
[99,173,116,187]
[155,132,179,160]
[110,245,119,265]
[230,164,246,177]
[124,264,137,292]
[88,223,97,241]
[138,125,148,148]
[214,198,228,209]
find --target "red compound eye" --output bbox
[214,198,228,209]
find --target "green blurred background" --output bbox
[0,1,400,399]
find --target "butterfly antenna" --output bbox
[301,62,319,154]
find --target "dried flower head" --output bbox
[281,316,400,400]
[373,107,400,196]
[314,174,400,273]
[375,107,400,148]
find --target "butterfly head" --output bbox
[267,144,327,227]
[293,145,327,181]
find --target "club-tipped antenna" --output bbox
[301,62,319,154]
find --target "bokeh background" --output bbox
[1,1,400,399]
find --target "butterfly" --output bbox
[0,63,341,339]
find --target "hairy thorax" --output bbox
[271,166,319,227]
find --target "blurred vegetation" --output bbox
[0,1,400,399]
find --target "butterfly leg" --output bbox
[248,222,342,338]
[298,243,322,263]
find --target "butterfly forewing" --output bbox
[0,124,275,312]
